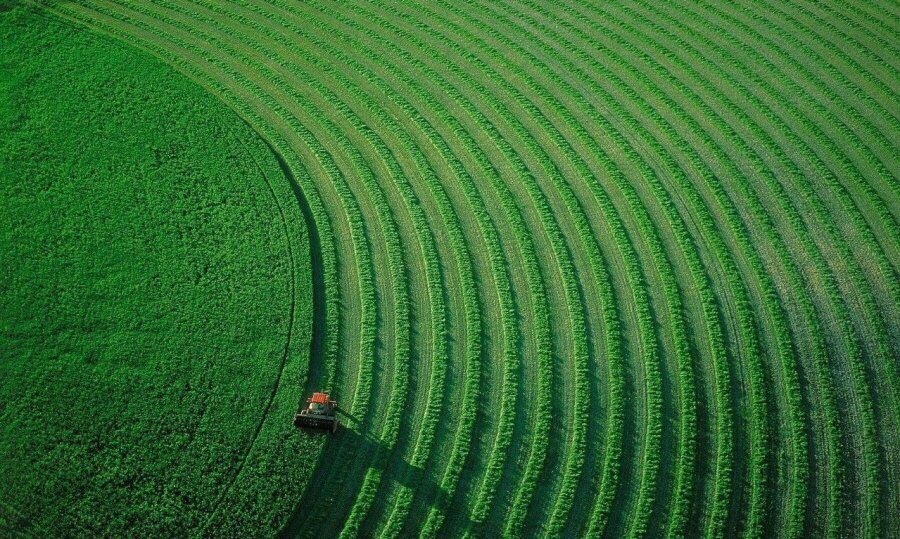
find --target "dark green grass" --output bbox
[0,4,314,537]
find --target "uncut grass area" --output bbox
[4,0,900,538]
[0,4,315,537]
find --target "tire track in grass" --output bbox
[200,6,465,535]
[226,6,492,534]
[197,116,299,534]
[284,2,540,529]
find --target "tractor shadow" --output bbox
[280,408,469,536]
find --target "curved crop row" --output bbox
[440,3,748,536]
[502,1,812,536]
[631,2,890,534]
[201,4,499,534]
[268,2,556,535]
[568,0,888,532]
[587,3,845,535]
[357,21,575,538]
[548,3,805,536]
[380,3,647,534]
[413,3,704,536]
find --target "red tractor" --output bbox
[294,392,339,433]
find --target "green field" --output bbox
[1,0,897,537]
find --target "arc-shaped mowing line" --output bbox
[675,2,896,533]
[772,0,900,122]
[60,2,393,532]
[208,7,472,536]
[479,4,741,536]
[540,4,805,536]
[358,6,575,534]
[747,3,899,346]
[705,0,900,305]
[155,4,448,536]
[640,2,893,534]
[711,0,900,424]
[445,2,747,536]
[548,1,828,536]
[691,0,900,303]
[200,4,477,536]
[270,3,556,536]
[232,5,508,535]
[45,1,375,532]
[570,3,834,535]
[366,7,624,536]
[570,1,884,535]
[270,10,517,534]
[260,2,532,536]
[385,3,634,535]
[288,6,536,531]
[139,11,419,538]
[413,3,699,536]
[312,3,588,536]
[506,3,800,536]
[274,3,548,531]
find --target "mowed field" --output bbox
[2,0,898,537]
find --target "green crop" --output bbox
[6,0,898,537]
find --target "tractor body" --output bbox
[294,392,338,433]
